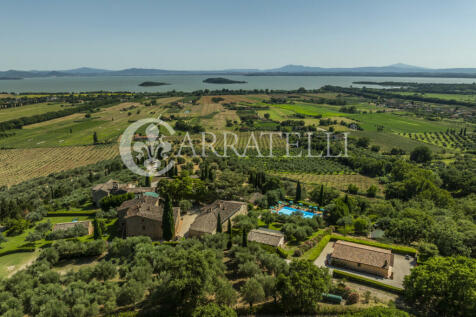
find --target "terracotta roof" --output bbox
[190,200,246,234]
[248,228,284,247]
[331,240,394,269]
[119,196,179,223]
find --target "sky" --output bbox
[1,0,476,70]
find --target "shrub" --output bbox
[346,292,359,305]
[347,184,359,194]
[276,247,288,259]
[366,185,378,197]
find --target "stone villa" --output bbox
[91,179,154,207]
[188,200,247,237]
[329,240,394,278]
[247,228,285,247]
[117,195,181,240]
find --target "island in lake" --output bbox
[138,81,169,87]
[203,77,247,84]
[0,77,22,80]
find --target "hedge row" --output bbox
[46,211,97,217]
[0,247,35,257]
[302,234,331,261]
[330,235,417,256]
[332,269,403,294]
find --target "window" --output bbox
[142,225,146,230]
[357,263,361,267]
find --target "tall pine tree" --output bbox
[296,181,302,202]
[162,194,175,240]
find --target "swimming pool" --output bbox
[278,206,316,218]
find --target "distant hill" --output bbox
[203,77,247,84]
[138,81,169,87]
[2,64,476,78]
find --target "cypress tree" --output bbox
[242,228,248,247]
[216,213,222,233]
[162,194,175,240]
[296,181,302,202]
[227,219,232,249]
[145,176,151,187]
[93,219,102,240]
[319,185,324,206]
[93,131,98,144]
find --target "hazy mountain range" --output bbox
[2,63,476,79]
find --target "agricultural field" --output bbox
[347,111,462,133]
[395,91,476,103]
[0,102,169,148]
[0,145,118,187]
[0,102,67,122]
[273,172,383,193]
[352,130,442,152]
[274,103,345,117]
[398,131,475,151]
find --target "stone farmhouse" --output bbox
[247,228,285,247]
[53,220,94,235]
[188,200,247,237]
[91,179,154,207]
[117,195,181,240]
[329,240,394,278]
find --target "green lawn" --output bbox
[0,250,39,278]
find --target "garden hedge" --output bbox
[332,269,403,294]
[47,211,97,217]
[302,234,331,261]
[330,235,417,256]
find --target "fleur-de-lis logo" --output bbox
[119,117,175,176]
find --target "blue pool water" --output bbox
[278,206,316,218]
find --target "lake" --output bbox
[1,75,475,93]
